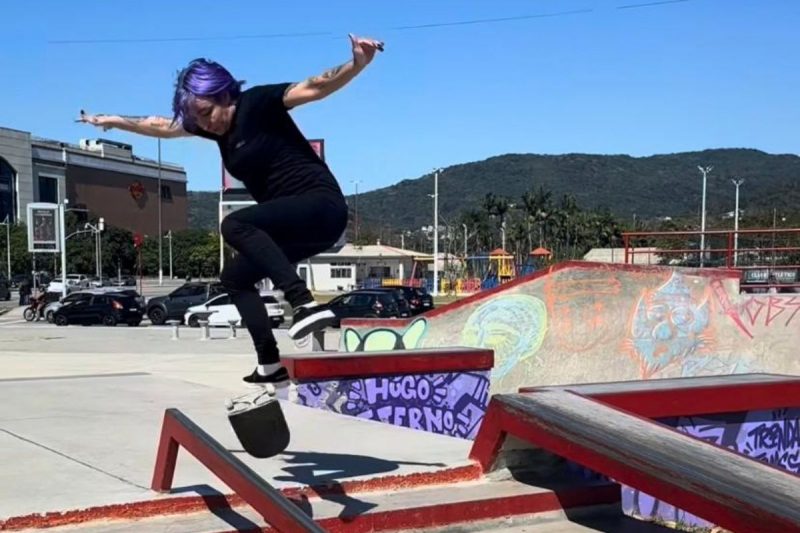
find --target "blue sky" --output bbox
[1,0,798,194]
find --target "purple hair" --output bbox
[172,58,244,132]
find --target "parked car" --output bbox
[366,287,412,317]
[322,290,401,326]
[146,281,225,325]
[378,286,434,316]
[403,286,434,314]
[44,288,144,322]
[184,293,285,328]
[52,292,143,327]
[65,274,91,289]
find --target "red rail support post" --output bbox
[151,408,325,533]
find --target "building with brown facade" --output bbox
[0,126,187,237]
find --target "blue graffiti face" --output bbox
[460,294,547,379]
[630,273,710,377]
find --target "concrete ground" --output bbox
[0,310,474,527]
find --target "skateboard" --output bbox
[226,384,290,458]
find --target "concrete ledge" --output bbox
[281,347,494,381]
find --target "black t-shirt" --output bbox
[193,83,342,203]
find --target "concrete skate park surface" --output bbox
[1,262,798,532]
[340,261,800,393]
[0,323,659,533]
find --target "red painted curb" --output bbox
[0,465,482,531]
[228,483,621,533]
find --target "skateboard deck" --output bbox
[226,385,290,458]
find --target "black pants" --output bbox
[219,191,348,365]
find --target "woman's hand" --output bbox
[350,34,384,69]
[76,110,112,131]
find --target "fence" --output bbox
[623,228,800,292]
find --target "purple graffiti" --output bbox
[622,408,800,528]
[296,371,491,439]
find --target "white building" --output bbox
[583,247,661,265]
[298,243,433,292]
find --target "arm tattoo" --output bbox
[308,63,347,86]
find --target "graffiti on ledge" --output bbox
[296,371,491,439]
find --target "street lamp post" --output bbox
[157,138,163,286]
[166,230,173,280]
[84,218,104,281]
[697,165,713,267]
[59,199,67,298]
[462,223,468,258]
[731,178,744,267]
[350,179,361,243]
[432,169,440,297]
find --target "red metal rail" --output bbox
[622,227,800,290]
[151,408,324,533]
[470,391,800,533]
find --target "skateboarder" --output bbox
[78,34,385,386]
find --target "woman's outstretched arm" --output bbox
[76,110,192,138]
[283,34,384,108]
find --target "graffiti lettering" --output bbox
[623,408,800,527]
[740,296,800,329]
[745,419,800,469]
[297,372,490,440]
[366,376,439,404]
[710,278,754,339]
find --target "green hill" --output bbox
[189,148,800,232]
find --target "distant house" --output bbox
[296,243,433,293]
[583,247,661,265]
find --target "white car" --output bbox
[184,293,285,328]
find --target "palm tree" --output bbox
[521,186,553,249]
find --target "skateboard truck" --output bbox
[226,385,291,459]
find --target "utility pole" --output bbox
[157,138,163,286]
[731,178,744,267]
[166,230,173,280]
[59,199,67,298]
[84,218,104,281]
[432,169,440,296]
[350,179,362,244]
[697,165,713,267]
[462,223,468,258]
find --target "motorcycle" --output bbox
[23,295,46,322]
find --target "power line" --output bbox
[47,3,692,46]
[617,0,689,9]
[389,9,594,30]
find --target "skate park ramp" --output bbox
[339,261,800,393]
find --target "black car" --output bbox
[366,287,412,317]
[146,281,225,325]
[53,293,143,327]
[322,290,400,326]
[392,286,434,315]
